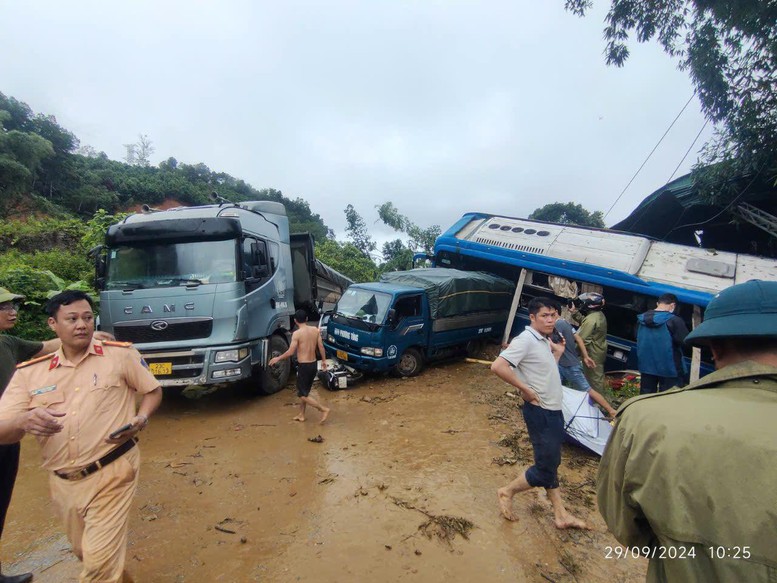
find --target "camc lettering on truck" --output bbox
[478,327,493,334]
[334,328,359,342]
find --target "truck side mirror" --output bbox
[252,265,270,279]
[89,245,107,290]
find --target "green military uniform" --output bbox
[1,336,43,392]
[598,361,777,582]
[574,311,607,391]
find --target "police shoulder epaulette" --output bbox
[16,353,56,369]
[103,340,134,348]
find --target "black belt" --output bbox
[55,437,138,481]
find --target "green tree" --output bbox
[380,239,413,272]
[344,204,376,258]
[529,202,605,227]
[0,111,55,213]
[565,0,777,196]
[314,238,378,283]
[375,202,440,255]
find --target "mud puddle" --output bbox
[5,360,645,582]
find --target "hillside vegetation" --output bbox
[0,92,333,340]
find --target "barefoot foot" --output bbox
[497,488,517,521]
[554,511,588,530]
[319,407,330,424]
[293,415,306,422]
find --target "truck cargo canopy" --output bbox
[379,268,515,319]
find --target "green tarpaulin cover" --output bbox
[379,268,515,319]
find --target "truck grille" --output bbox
[145,353,205,381]
[113,317,213,343]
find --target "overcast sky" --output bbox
[0,0,714,245]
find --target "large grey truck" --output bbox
[94,199,351,394]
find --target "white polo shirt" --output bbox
[499,325,563,411]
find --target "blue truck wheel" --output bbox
[391,348,424,377]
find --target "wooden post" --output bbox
[690,305,702,382]
[503,269,529,346]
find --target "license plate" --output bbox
[336,350,348,361]
[149,362,172,375]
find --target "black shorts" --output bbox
[296,362,318,397]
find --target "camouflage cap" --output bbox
[0,287,24,305]
[685,280,777,346]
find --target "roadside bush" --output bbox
[2,249,91,283]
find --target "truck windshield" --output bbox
[105,239,238,289]
[336,288,392,324]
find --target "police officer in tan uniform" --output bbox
[598,280,777,582]
[0,291,162,583]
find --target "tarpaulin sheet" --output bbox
[379,268,515,319]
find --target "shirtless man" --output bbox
[269,310,330,424]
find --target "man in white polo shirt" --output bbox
[491,297,587,529]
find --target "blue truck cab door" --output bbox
[385,293,428,376]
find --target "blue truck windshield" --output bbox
[105,239,238,289]
[336,288,392,324]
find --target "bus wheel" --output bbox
[391,348,424,378]
[259,335,291,395]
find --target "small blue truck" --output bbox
[323,268,515,377]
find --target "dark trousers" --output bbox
[522,403,564,489]
[0,442,20,540]
[640,373,683,395]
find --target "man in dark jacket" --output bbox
[636,293,689,394]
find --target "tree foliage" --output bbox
[529,201,605,227]
[0,92,331,240]
[375,201,441,256]
[123,134,155,167]
[344,204,377,258]
[314,238,378,283]
[380,239,414,272]
[565,1,777,196]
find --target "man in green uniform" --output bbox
[597,280,777,582]
[0,288,59,583]
[570,292,607,392]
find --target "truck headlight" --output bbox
[327,335,335,343]
[360,347,384,357]
[214,348,249,363]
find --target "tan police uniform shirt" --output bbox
[0,340,159,473]
[597,361,777,582]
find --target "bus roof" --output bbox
[434,213,777,307]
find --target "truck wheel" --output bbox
[259,335,291,395]
[391,348,424,378]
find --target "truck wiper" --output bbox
[336,311,359,322]
[164,278,204,287]
[112,281,146,290]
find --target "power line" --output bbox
[666,119,709,184]
[604,93,696,220]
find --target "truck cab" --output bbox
[96,201,351,395]
[324,283,430,376]
[324,269,513,377]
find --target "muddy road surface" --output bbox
[6,360,645,582]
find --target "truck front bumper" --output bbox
[323,341,392,372]
[139,343,257,387]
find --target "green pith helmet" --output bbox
[685,280,777,347]
[0,287,24,305]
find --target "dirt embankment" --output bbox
[6,360,645,582]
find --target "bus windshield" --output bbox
[105,239,238,289]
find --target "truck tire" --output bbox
[259,335,291,395]
[391,348,424,378]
